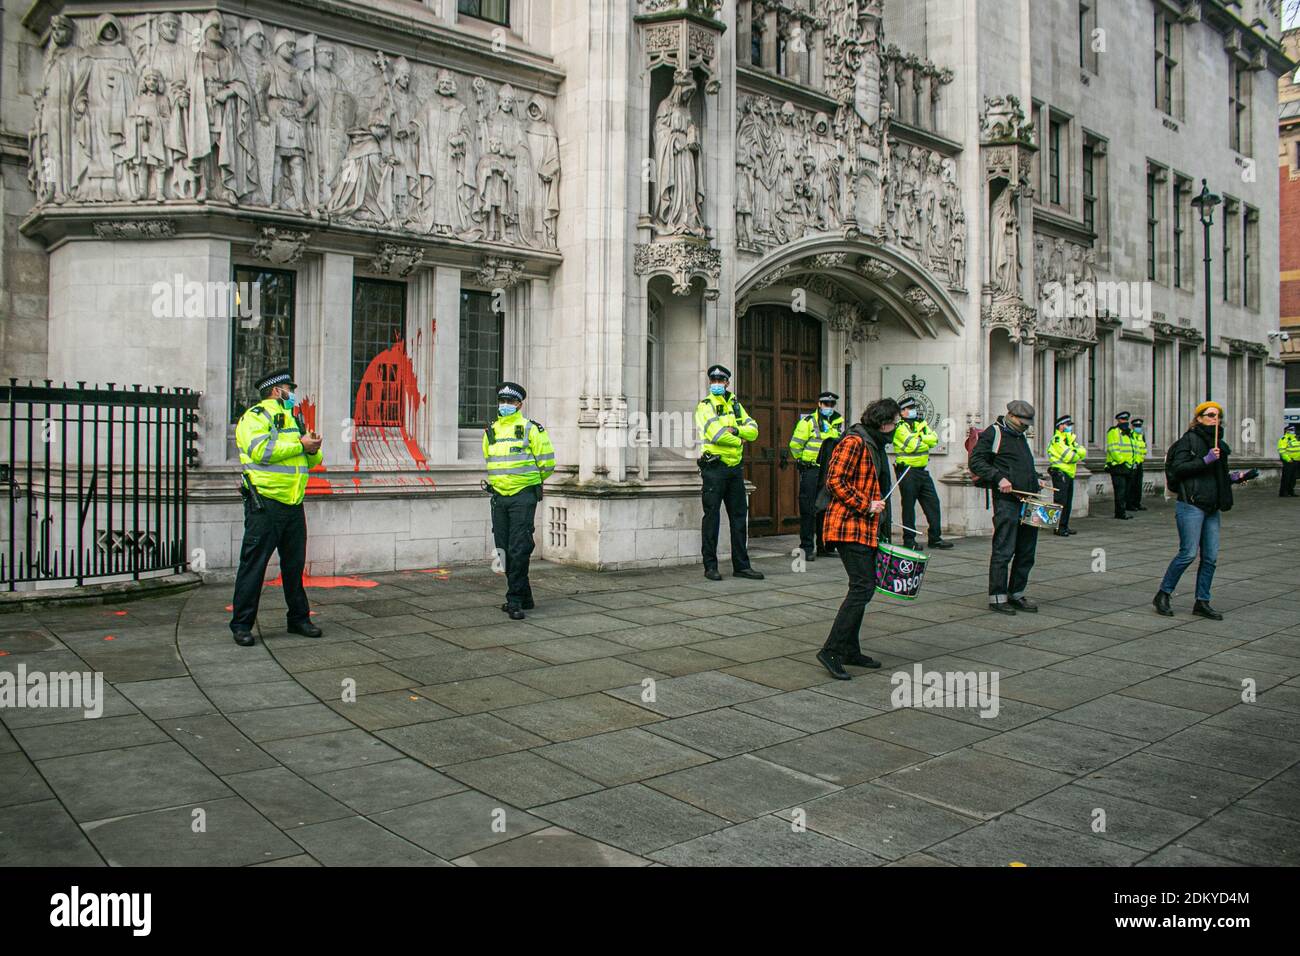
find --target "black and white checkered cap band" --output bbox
[255,371,293,391]
[498,385,525,401]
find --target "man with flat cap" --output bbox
[230,368,324,647]
[694,364,764,581]
[968,400,1049,614]
[892,395,954,551]
[483,382,555,619]
[788,390,844,561]
[1047,413,1085,536]
[1105,411,1139,519]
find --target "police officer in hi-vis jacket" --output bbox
[694,364,764,582]
[1047,414,1085,536]
[788,390,844,561]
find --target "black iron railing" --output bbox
[1,380,200,589]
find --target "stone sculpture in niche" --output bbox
[260,29,317,213]
[29,15,81,204]
[652,70,706,238]
[414,69,474,238]
[74,14,138,201]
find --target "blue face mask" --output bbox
[820,406,834,417]
[1133,426,1143,434]
[709,383,727,396]
[498,404,518,418]
[281,392,297,410]
[1063,425,1073,433]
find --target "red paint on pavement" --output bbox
[265,573,378,589]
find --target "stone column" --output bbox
[296,252,353,452]
[429,265,462,464]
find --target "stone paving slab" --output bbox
[2,490,1298,866]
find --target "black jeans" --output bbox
[491,486,539,607]
[1109,467,1130,517]
[797,464,824,554]
[989,496,1038,602]
[1127,463,1145,509]
[896,463,942,546]
[1280,460,1298,496]
[1050,467,1074,532]
[822,542,878,657]
[230,497,309,634]
[701,461,751,572]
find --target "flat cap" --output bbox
[1007,400,1035,421]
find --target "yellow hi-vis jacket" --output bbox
[1047,429,1087,478]
[694,392,758,467]
[1278,433,1300,462]
[788,411,844,465]
[1105,425,1139,468]
[482,411,556,496]
[1132,432,1149,464]
[236,399,323,506]
[893,417,939,468]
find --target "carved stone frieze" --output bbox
[857,257,897,283]
[904,285,939,318]
[980,301,1036,343]
[91,219,175,239]
[476,255,527,289]
[370,242,423,277]
[634,239,721,298]
[1031,233,1098,343]
[250,226,310,265]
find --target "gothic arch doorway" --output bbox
[738,304,821,536]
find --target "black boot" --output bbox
[1153,590,1173,617]
[816,649,851,680]
[287,620,323,638]
[1193,600,1223,621]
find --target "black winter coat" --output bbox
[968,417,1040,503]
[1167,424,1233,514]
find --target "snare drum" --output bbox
[1019,496,1062,530]
[874,543,930,600]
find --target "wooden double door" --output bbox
[737,305,823,536]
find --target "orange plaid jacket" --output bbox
[822,430,885,548]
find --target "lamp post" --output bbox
[1189,179,1221,401]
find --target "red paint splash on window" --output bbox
[297,396,334,496]
[351,336,430,475]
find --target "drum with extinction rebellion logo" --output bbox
[874,543,930,600]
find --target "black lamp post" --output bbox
[1189,179,1221,401]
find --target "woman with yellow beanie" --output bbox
[1154,401,1251,619]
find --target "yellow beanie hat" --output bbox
[1194,400,1223,417]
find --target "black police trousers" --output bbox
[1050,467,1074,532]
[491,485,540,608]
[1109,466,1131,517]
[701,461,751,572]
[896,463,942,547]
[231,497,309,634]
[1127,463,1145,509]
[1281,460,1298,497]
[796,464,827,555]
[989,496,1038,602]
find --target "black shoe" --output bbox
[1192,600,1223,621]
[704,568,722,581]
[988,602,1017,615]
[232,630,256,647]
[816,649,851,680]
[816,549,836,557]
[504,605,526,621]
[1153,590,1173,617]
[929,540,955,550]
[502,601,536,613]
[1054,529,1069,536]
[902,541,918,552]
[1133,505,1147,511]
[842,652,881,669]
[1008,597,1037,613]
[287,620,323,638]
[1115,514,1132,520]
[734,568,765,580]
[1066,529,1078,535]
[804,551,816,563]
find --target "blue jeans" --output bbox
[1159,501,1220,602]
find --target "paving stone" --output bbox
[289,815,451,866]
[1116,676,1243,715]
[372,789,548,859]
[271,641,390,673]
[1202,702,1300,742]
[325,690,457,730]
[377,713,547,767]
[347,614,446,639]
[605,605,698,627]
[800,782,978,860]
[885,852,955,867]
[385,647,543,685]
[1047,654,1170,685]
[308,758,466,813]
[526,613,641,638]
[496,693,661,742]
[877,749,1072,820]
[1136,845,1247,867]
[534,783,729,856]
[452,826,648,866]
[926,813,1148,867]
[614,646,734,677]
[846,709,999,756]
[0,800,103,866]
[227,703,354,742]
[443,751,602,808]
[510,659,665,698]
[221,766,353,828]
[435,621,562,649]
[649,815,884,866]
[644,708,804,758]
[160,713,279,775]
[293,663,415,699]
[1255,683,1300,715]
[38,741,231,822]
[1163,660,1290,693]
[0,751,55,808]
[606,672,777,717]
[972,718,1145,774]
[511,635,628,665]
[415,676,553,715]
[534,728,713,786]
[13,714,168,760]
[115,677,215,719]
[1237,766,1300,822]
[689,633,813,664]
[1171,805,1300,866]
[646,754,839,822]
[1009,630,1128,656]
[261,728,401,776]
[1016,784,1202,851]
[720,657,831,691]
[733,689,882,733]
[203,680,318,713]
[756,729,929,787]
[602,622,716,651]
[996,669,1128,710]
[1074,752,1261,818]
[1143,723,1300,779]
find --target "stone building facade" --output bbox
[1280,24,1300,412]
[0,0,1290,577]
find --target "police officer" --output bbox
[1128,417,1149,511]
[694,364,764,581]
[788,390,844,561]
[483,382,555,620]
[230,369,323,647]
[1047,414,1085,536]
[1105,411,1139,519]
[1279,424,1300,497]
[892,396,953,551]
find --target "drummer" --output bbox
[968,400,1051,614]
[815,397,900,681]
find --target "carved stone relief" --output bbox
[24,11,561,253]
[1031,234,1098,343]
[250,226,311,264]
[634,240,722,298]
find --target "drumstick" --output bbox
[881,465,911,504]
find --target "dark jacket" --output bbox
[968,417,1039,503]
[1167,424,1233,514]
[861,425,894,543]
